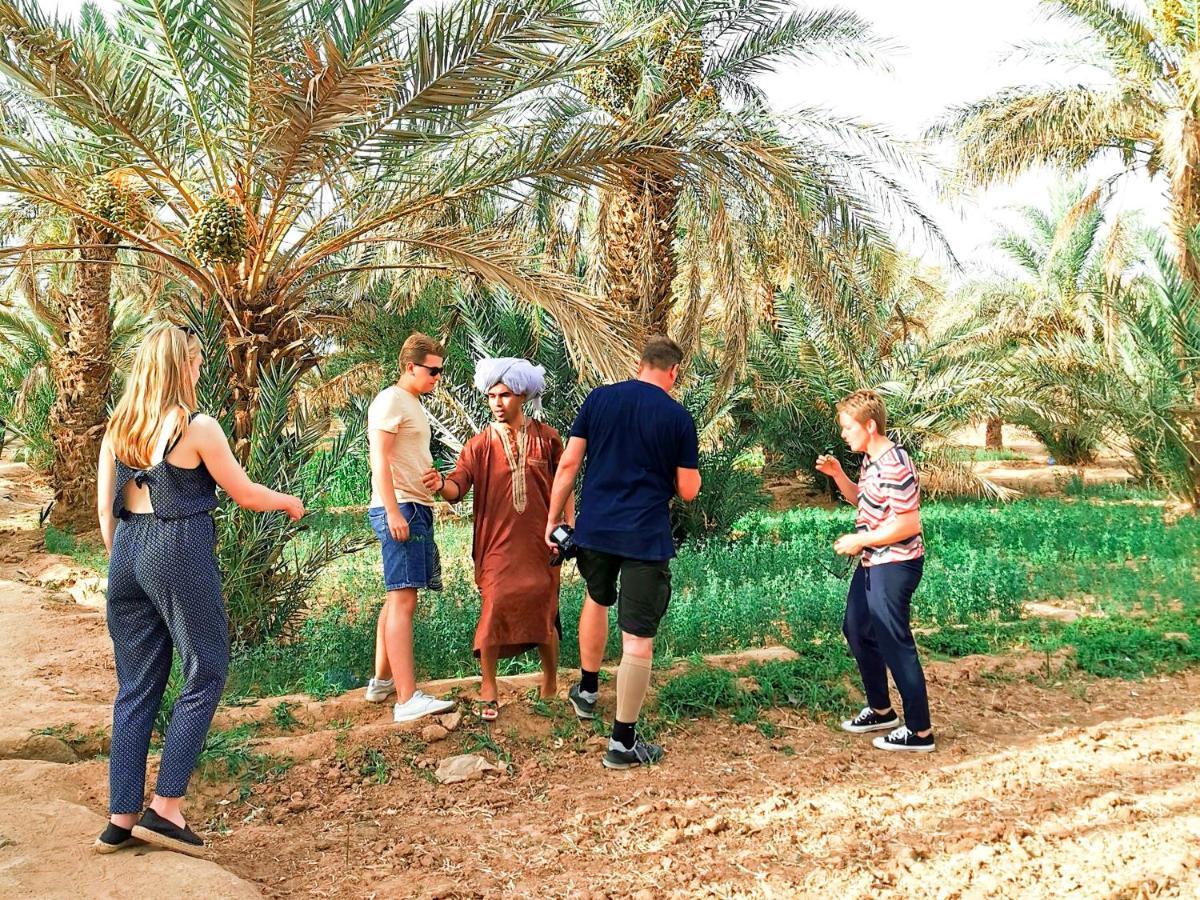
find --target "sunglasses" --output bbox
[414,363,444,376]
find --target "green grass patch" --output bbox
[656,641,858,724]
[1062,476,1166,502]
[224,496,1200,702]
[656,666,745,721]
[42,524,108,573]
[741,643,856,715]
[1056,616,1200,678]
[917,620,1062,659]
[197,722,292,800]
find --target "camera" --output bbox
[549,523,577,567]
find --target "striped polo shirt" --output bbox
[855,444,924,567]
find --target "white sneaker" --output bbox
[365,678,395,703]
[393,690,455,723]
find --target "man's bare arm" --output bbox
[545,436,585,547]
[676,467,701,502]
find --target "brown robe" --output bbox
[446,419,563,658]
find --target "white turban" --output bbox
[474,357,546,413]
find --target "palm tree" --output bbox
[569,0,942,393]
[931,0,1198,280]
[746,256,1010,497]
[0,220,149,519]
[0,0,655,454]
[960,183,1146,462]
[0,197,159,527]
[1017,232,1199,506]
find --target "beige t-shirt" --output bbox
[367,385,435,508]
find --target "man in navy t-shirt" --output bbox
[545,336,701,770]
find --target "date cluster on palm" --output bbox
[83,172,147,233]
[578,18,706,118]
[184,196,249,266]
[1153,0,1188,40]
[651,21,702,99]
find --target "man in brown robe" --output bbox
[425,358,569,718]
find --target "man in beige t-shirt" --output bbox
[364,332,456,723]
[367,384,435,509]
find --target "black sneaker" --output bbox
[93,821,139,854]
[568,683,598,720]
[602,737,664,770]
[131,808,205,857]
[873,726,936,753]
[841,706,900,734]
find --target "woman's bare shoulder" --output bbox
[185,413,228,444]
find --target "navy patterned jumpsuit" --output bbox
[106,414,227,814]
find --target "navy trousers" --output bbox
[105,513,228,814]
[842,557,931,733]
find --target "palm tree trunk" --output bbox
[1167,128,1200,506]
[221,293,311,462]
[600,165,680,335]
[1168,123,1200,285]
[985,417,1004,450]
[47,219,117,531]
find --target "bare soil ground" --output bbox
[1,455,1198,899]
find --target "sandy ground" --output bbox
[1,451,1198,898]
[964,424,1135,496]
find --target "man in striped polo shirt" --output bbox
[816,389,935,752]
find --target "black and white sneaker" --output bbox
[602,737,664,770]
[841,706,900,734]
[873,725,935,753]
[568,683,598,720]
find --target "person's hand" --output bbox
[281,494,305,522]
[815,454,843,478]
[387,507,410,542]
[545,518,563,551]
[833,532,865,556]
[420,466,444,494]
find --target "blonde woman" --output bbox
[94,326,304,856]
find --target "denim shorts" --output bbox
[368,503,442,592]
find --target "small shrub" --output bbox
[359,748,391,784]
[197,723,292,799]
[271,701,299,731]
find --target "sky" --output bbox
[45,0,1168,281]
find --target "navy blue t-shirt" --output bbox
[570,380,699,561]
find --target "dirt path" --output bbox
[0,459,263,898]
[1,457,1198,898]
[180,658,1199,900]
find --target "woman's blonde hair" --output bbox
[108,325,201,469]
